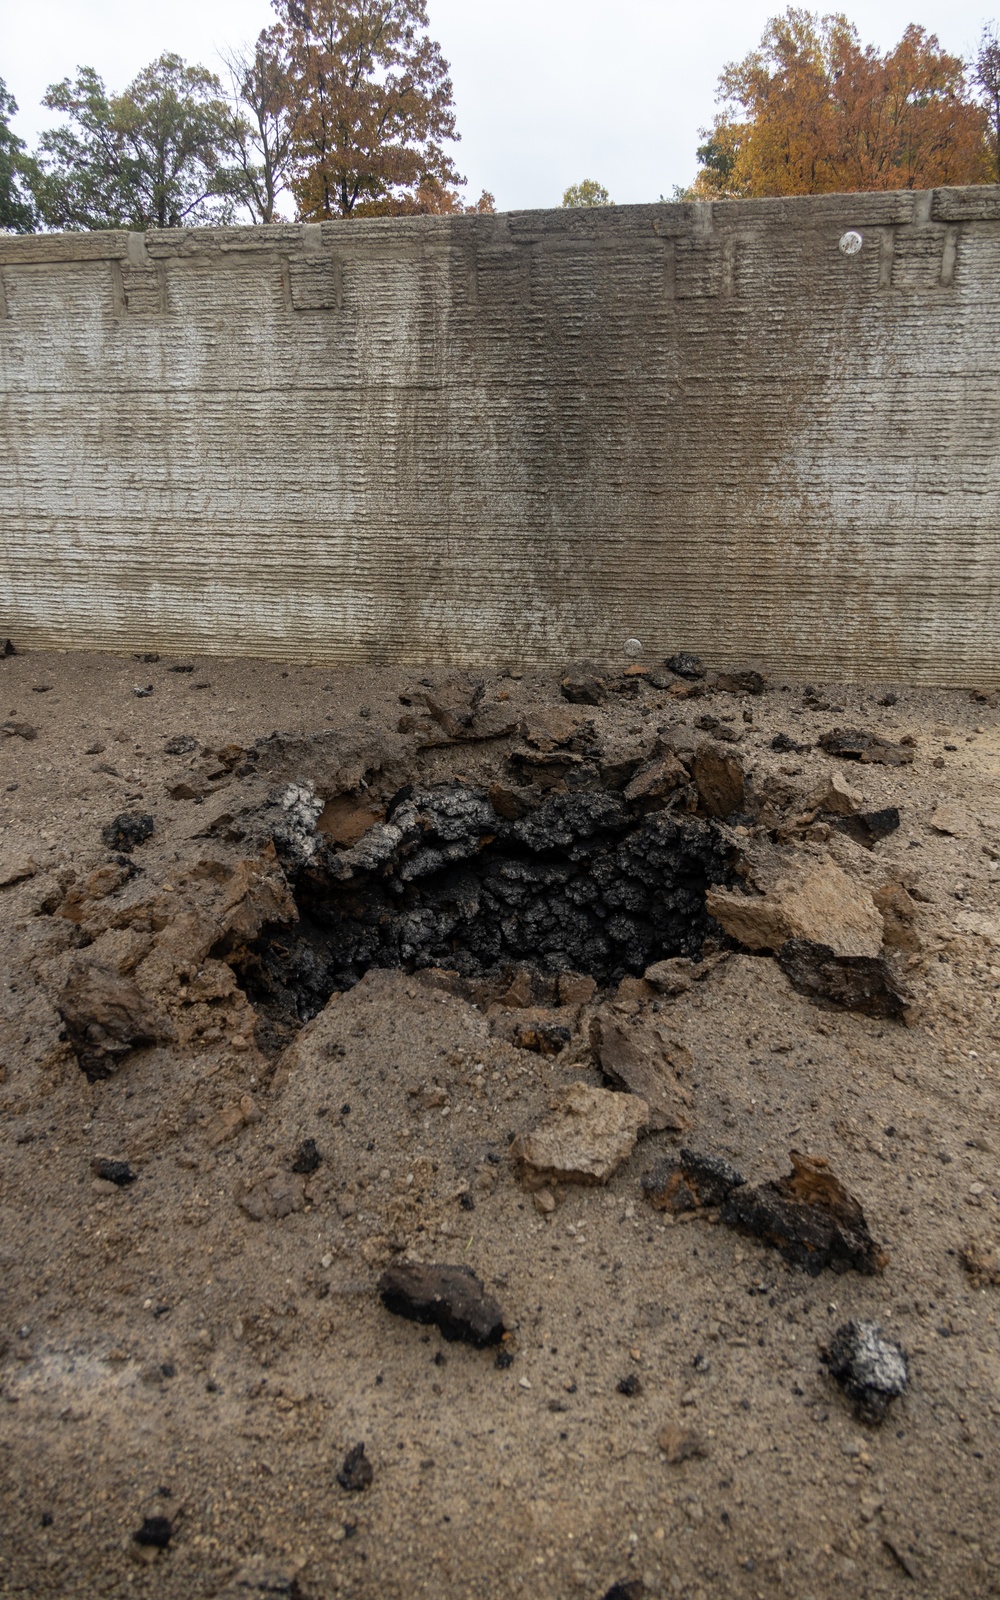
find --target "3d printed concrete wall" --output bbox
[1,189,998,681]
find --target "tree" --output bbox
[562,179,613,207]
[974,23,1000,182]
[220,29,293,223]
[692,9,988,199]
[35,54,238,230]
[271,0,465,218]
[0,77,37,231]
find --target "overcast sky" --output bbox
[3,0,996,211]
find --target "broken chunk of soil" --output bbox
[822,1321,909,1424]
[831,806,901,849]
[777,938,909,1020]
[510,1019,571,1055]
[642,1150,746,1212]
[589,1013,691,1132]
[818,728,914,766]
[691,745,745,819]
[707,858,883,958]
[512,1084,649,1184]
[337,1442,373,1491]
[960,1236,1000,1286]
[57,964,164,1080]
[378,1263,506,1347]
[100,811,154,853]
[720,1151,888,1275]
[559,672,607,705]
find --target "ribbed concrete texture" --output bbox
[1,190,999,682]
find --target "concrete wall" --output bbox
[1,190,999,682]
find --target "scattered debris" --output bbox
[643,1150,746,1213]
[100,811,154,853]
[511,1084,649,1185]
[378,1263,506,1347]
[818,728,914,766]
[589,1013,691,1132]
[707,858,884,958]
[164,734,198,755]
[57,964,164,1080]
[337,1442,373,1491]
[771,732,811,753]
[822,1320,909,1423]
[93,1159,137,1186]
[657,1423,709,1463]
[133,1516,172,1548]
[777,938,909,1020]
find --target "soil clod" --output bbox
[378,1263,506,1347]
[337,1441,374,1491]
[290,1138,322,1174]
[57,964,164,1080]
[133,1515,172,1548]
[719,1151,888,1275]
[822,1320,909,1423]
[93,1158,137,1186]
[100,811,154,853]
[818,728,914,766]
[643,1150,746,1212]
[777,938,909,1019]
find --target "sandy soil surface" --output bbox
[1,646,999,1600]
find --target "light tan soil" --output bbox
[1,649,999,1600]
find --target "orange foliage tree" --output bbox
[694,9,989,198]
[272,0,488,218]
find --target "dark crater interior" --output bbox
[232,784,735,1041]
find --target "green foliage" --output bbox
[561,178,613,207]
[0,77,37,232]
[35,55,238,230]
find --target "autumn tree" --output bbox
[0,76,37,231]
[271,0,467,218]
[220,29,293,223]
[562,178,613,206]
[34,55,237,230]
[974,23,1000,181]
[693,9,989,198]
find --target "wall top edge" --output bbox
[2,184,999,265]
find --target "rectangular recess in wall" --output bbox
[288,254,341,311]
[673,237,739,299]
[890,226,959,292]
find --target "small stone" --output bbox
[533,1188,557,1215]
[617,1373,642,1396]
[721,1151,888,1276]
[560,673,607,706]
[589,1013,691,1133]
[133,685,154,698]
[822,1321,908,1424]
[818,728,914,766]
[337,1441,373,1491]
[164,734,198,755]
[776,939,908,1021]
[930,802,975,838]
[2,720,37,741]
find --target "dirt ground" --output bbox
[1,647,999,1600]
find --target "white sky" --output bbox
[2,0,996,211]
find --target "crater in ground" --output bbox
[229,783,736,1042]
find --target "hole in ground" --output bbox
[228,784,737,1049]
